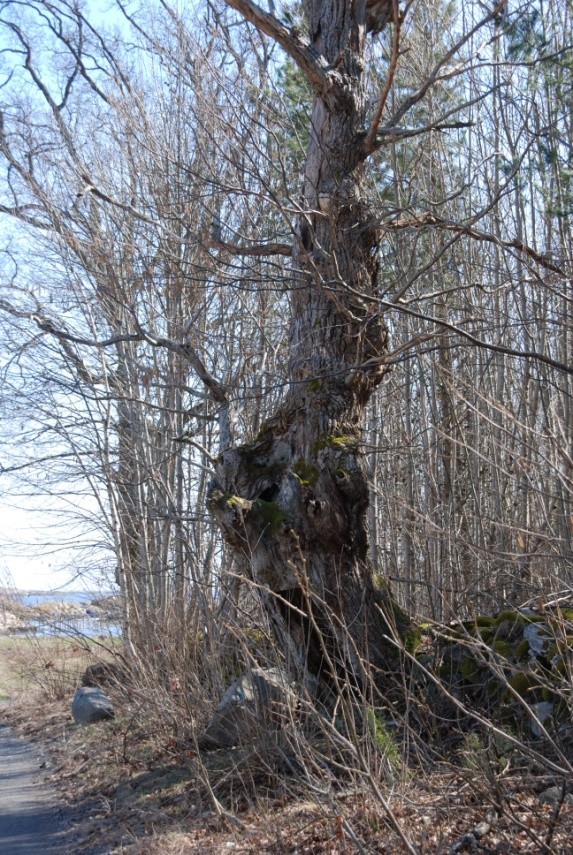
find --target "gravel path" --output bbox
[0,716,71,854]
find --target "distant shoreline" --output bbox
[0,590,121,636]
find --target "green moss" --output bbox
[439,662,454,680]
[293,458,319,486]
[492,639,512,658]
[256,499,287,535]
[515,639,531,661]
[541,687,558,703]
[243,628,274,660]
[366,709,401,769]
[334,467,350,481]
[508,671,538,697]
[245,628,268,644]
[403,628,422,654]
[390,601,413,637]
[479,628,494,644]
[495,610,544,641]
[328,434,355,447]
[547,643,560,661]
[225,494,250,510]
[475,616,496,628]
[309,379,322,392]
[312,433,357,453]
[495,610,523,625]
[495,610,544,625]
[460,656,482,682]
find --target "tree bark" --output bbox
[209,0,412,696]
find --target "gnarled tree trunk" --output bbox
[209,0,412,696]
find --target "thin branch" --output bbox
[387,0,508,128]
[0,298,231,402]
[365,0,402,151]
[382,212,565,275]
[376,300,573,376]
[369,120,473,147]
[203,235,291,258]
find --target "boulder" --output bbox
[200,667,296,749]
[71,686,114,724]
[436,607,573,740]
[538,786,573,806]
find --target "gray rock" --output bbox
[523,623,550,657]
[530,701,554,737]
[538,786,573,806]
[71,686,114,725]
[201,667,295,749]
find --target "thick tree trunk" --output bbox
[209,0,412,696]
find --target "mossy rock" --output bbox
[507,671,539,697]
[515,639,531,661]
[494,610,543,641]
[492,639,513,658]
[460,655,483,683]
[434,606,573,740]
[474,616,496,628]
[403,628,422,655]
[495,609,544,626]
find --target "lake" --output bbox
[10,590,122,637]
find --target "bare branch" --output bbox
[383,212,565,275]
[376,300,573,376]
[223,0,336,95]
[203,235,291,258]
[387,0,508,128]
[365,0,402,151]
[369,120,473,148]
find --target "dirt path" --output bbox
[0,715,72,854]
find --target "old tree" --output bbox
[1,0,544,691]
[209,0,488,696]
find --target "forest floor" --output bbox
[1,634,573,853]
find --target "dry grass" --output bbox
[0,635,106,700]
[4,675,573,854]
[3,621,573,853]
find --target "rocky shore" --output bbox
[0,592,121,635]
